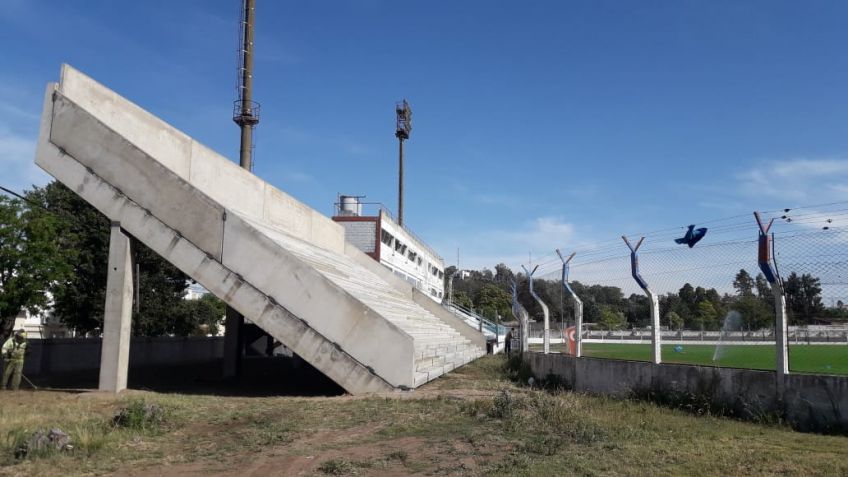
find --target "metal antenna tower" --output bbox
[234,0,260,170]
[224,0,259,379]
[395,99,412,226]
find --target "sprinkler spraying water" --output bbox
[713,311,743,362]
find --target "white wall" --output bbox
[378,212,445,301]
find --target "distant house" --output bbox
[12,307,74,339]
[186,282,209,300]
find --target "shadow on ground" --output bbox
[23,356,345,397]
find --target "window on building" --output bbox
[395,239,406,254]
[408,251,417,262]
[381,230,394,247]
[417,257,423,267]
[438,291,443,298]
[438,271,444,279]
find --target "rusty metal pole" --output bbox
[394,100,411,227]
[224,0,259,380]
[397,137,404,226]
[238,0,256,170]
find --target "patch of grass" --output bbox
[579,343,848,375]
[0,356,846,476]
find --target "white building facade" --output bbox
[333,201,446,302]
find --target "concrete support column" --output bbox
[622,236,661,364]
[648,291,661,364]
[511,279,530,353]
[557,250,584,358]
[574,300,583,357]
[222,306,244,379]
[773,281,789,386]
[754,212,788,394]
[99,222,133,393]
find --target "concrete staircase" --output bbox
[242,217,484,386]
[34,64,485,394]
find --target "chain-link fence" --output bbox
[522,206,848,375]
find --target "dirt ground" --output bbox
[1,356,847,477]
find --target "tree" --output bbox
[474,283,512,321]
[452,291,473,309]
[173,294,226,336]
[131,240,191,336]
[664,311,683,331]
[31,182,111,334]
[678,283,696,313]
[733,269,755,297]
[783,272,824,324]
[695,301,719,331]
[32,182,191,336]
[754,273,773,304]
[624,293,649,327]
[731,295,772,330]
[493,263,515,286]
[598,305,626,331]
[0,194,70,341]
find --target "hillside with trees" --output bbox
[446,263,847,331]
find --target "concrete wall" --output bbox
[22,337,224,376]
[336,221,377,254]
[525,353,848,433]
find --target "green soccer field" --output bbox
[529,342,848,375]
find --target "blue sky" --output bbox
[2,0,848,271]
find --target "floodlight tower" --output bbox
[234,0,260,170]
[395,99,412,226]
[224,0,259,379]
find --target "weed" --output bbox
[483,452,532,475]
[526,391,607,444]
[461,398,493,418]
[318,458,359,475]
[504,354,534,384]
[112,400,165,431]
[489,389,515,419]
[521,433,561,456]
[385,449,408,463]
[4,428,31,460]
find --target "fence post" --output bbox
[556,249,583,357]
[511,279,529,353]
[754,212,789,387]
[622,236,661,364]
[522,265,550,354]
